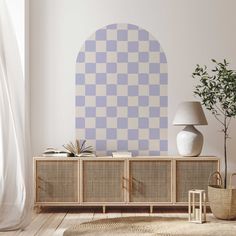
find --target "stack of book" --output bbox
[42,147,96,157]
[112,152,132,158]
[42,148,71,157]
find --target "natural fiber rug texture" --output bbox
[63,215,236,236]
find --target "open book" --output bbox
[75,153,96,157]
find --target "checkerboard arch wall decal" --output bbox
[76,23,168,156]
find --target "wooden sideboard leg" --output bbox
[35,205,42,214]
[103,206,106,214]
[150,205,153,214]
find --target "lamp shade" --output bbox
[173,101,208,126]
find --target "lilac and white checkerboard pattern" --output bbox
[76,23,168,156]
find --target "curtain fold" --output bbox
[0,0,32,230]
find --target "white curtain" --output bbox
[0,0,32,230]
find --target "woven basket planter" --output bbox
[208,171,236,220]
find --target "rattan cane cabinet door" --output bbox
[129,160,172,202]
[36,160,78,202]
[176,160,218,202]
[83,160,125,202]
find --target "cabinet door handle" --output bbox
[122,176,128,189]
[37,185,45,191]
[122,176,125,189]
[129,175,133,193]
[37,176,43,181]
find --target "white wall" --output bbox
[30,0,236,182]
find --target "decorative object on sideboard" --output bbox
[42,147,72,157]
[208,171,236,220]
[173,101,207,156]
[63,139,95,157]
[112,152,132,158]
[188,189,206,224]
[192,59,236,188]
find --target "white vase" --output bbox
[176,125,203,157]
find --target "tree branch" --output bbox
[226,117,231,130]
[215,104,225,116]
[213,113,225,126]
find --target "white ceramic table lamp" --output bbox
[173,101,208,156]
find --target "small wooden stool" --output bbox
[188,189,206,223]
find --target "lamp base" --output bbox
[176,125,203,157]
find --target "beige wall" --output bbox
[30,0,236,183]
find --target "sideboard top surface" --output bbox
[34,156,219,161]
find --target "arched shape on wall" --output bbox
[75,23,168,156]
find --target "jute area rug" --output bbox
[63,215,236,236]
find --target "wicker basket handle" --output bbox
[229,173,236,188]
[208,171,223,187]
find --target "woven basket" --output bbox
[208,171,236,220]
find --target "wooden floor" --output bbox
[0,207,200,236]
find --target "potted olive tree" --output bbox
[192,59,236,219]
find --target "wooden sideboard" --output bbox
[34,156,220,212]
